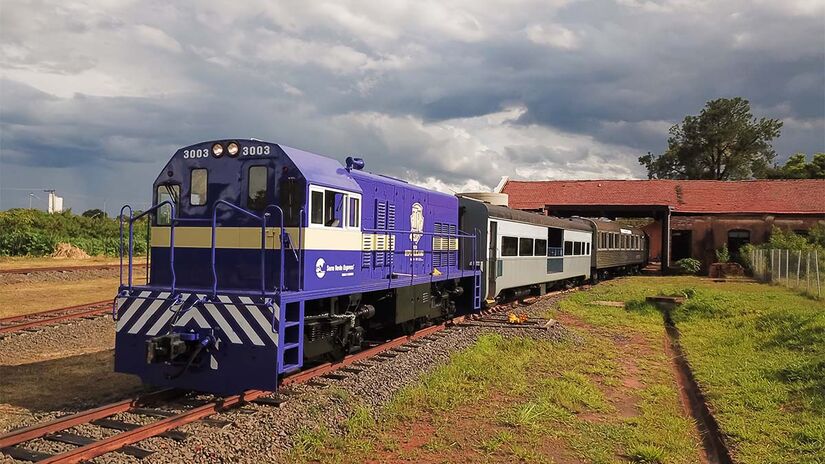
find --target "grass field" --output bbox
[292,276,823,463]
[291,289,703,463]
[558,277,824,464]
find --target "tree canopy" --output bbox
[81,208,107,218]
[766,153,825,179]
[639,97,783,180]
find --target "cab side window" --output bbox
[156,185,179,226]
[348,197,360,228]
[310,191,324,224]
[309,186,361,229]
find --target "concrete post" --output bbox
[661,208,672,275]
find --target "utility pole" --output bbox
[28,192,40,209]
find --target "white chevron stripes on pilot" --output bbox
[127,292,171,334]
[238,296,279,345]
[217,295,265,346]
[201,303,243,344]
[172,307,211,330]
[115,291,151,331]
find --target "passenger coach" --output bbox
[460,197,593,302]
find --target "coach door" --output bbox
[488,221,497,299]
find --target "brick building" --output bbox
[499,178,825,271]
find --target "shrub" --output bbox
[715,243,730,263]
[769,226,814,251]
[0,208,148,256]
[675,257,701,275]
[0,230,57,256]
[739,243,758,270]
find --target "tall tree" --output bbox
[639,97,782,180]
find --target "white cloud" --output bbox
[526,24,580,50]
[132,25,183,53]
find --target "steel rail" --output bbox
[0,389,178,449]
[0,264,141,275]
[0,316,473,463]
[283,319,460,385]
[0,300,111,334]
[37,390,265,464]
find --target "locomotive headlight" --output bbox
[211,143,224,157]
[227,142,239,156]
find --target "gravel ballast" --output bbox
[1,292,576,464]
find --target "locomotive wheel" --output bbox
[400,320,417,336]
[328,344,347,363]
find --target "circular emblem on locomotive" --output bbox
[315,257,326,278]
[410,202,424,246]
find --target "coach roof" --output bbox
[471,200,592,232]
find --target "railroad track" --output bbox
[0,301,112,336]
[0,265,123,275]
[0,320,458,463]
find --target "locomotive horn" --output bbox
[345,156,365,171]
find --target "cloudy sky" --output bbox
[1,0,823,213]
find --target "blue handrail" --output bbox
[120,201,176,294]
[119,205,133,288]
[262,204,286,293]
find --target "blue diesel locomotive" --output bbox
[115,140,481,394]
[114,139,648,394]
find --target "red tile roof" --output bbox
[501,179,825,214]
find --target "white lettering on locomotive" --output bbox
[242,145,271,156]
[182,148,210,159]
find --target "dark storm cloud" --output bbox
[0,0,823,212]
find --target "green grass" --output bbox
[289,276,822,463]
[558,276,825,464]
[290,323,700,463]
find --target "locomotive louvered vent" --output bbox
[374,201,387,268]
[433,223,443,267]
[362,235,371,268]
[376,201,387,229]
[386,203,395,266]
[422,292,430,303]
[449,224,457,266]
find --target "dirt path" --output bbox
[0,267,146,318]
[0,257,145,271]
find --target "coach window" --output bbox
[574,242,582,255]
[190,169,207,206]
[548,228,563,256]
[535,239,547,256]
[156,185,179,226]
[586,242,591,255]
[248,166,268,210]
[501,236,518,256]
[564,240,573,255]
[519,238,534,256]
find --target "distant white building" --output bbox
[46,191,63,213]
